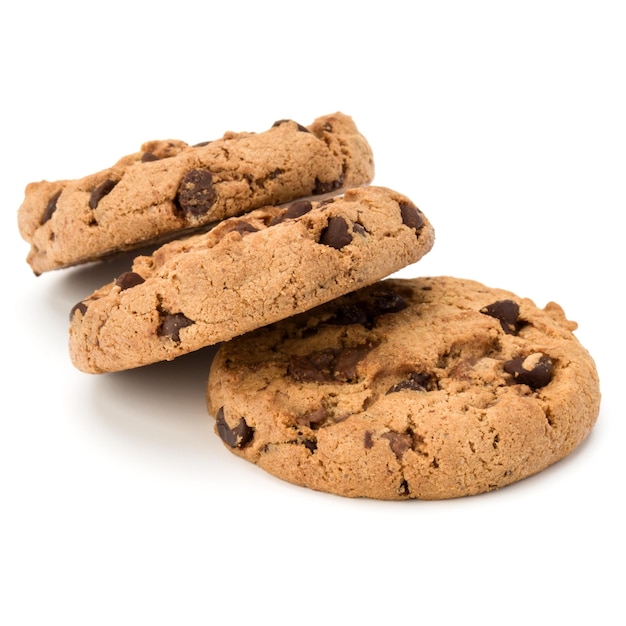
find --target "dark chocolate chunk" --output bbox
[193,140,212,147]
[89,179,118,209]
[288,350,337,383]
[353,223,367,236]
[329,303,370,327]
[302,439,317,453]
[272,119,310,133]
[364,431,374,449]
[313,176,343,195]
[215,407,254,449]
[283,200,313,220]
[288,344,373,383]
[399,203,424,233]
[370,290,408,317]
[70,301,88,320]
[296,407,329,429]
[115,272,145,290]
[332,345,373,382]
[328,289,407,329]
[230,221,259,236]
[387,372,433,394]
[382,431,413,458]
[316,197,336,209]
[41,190,62,224]
[141,152,159,162]
[504,354,554,389]
[319,216,352,249]
[270,200,313,226]
[157,312,194,342]
[481,300,521,335]
[176,169,217,216]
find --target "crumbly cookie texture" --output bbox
[18,112,374,274]
[69,186,434,373]
[207,276,600,500]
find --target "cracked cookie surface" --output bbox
[18,112,374,274]
[207,276,600,500]
[69,186,434,373]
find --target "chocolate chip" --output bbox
[364,431,374,449]
[313,176,343,195]
[504,353,554,389]
[382,431,413,458]
[230,221,259,236]
[296,407,329,429]
[70,301,88,320]
[288,350,336,383]
[115,272,145,290]
[288,344,373,383]
[272,119,310,133]
[283,200,313,220]
[319,216,352,249]
[141,152,159,162]
[157,312,194,342]
[270,200,313,226]
[193,140,212,147]
[370,290,408,317]
[399,203,424,233]
[329,304,370,327]
[302,439,317,453]
[176,169,217,216]
[387,372,433,394]
[215,407,254,449]
[333,345,374,382]
[89,179,118,209]
[481,300,521,335]
[41,190,62,224]
[328,289,408,329]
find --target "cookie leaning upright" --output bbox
[69,186,435,374]
[207,276,600,500]
[17,112,374,275]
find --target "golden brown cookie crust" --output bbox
[69,186,434,373]
[18,112,374,274]
[207,276,600,500]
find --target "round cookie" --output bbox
[207,276,600,500]
[69,186,435,373]
[18,112,374,275]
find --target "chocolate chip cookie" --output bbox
[69,186,434,373]
[18,112,374,274]
[207,276,600,500]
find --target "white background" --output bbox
[2,2,624,624]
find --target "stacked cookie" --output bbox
[18,112,600,500]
